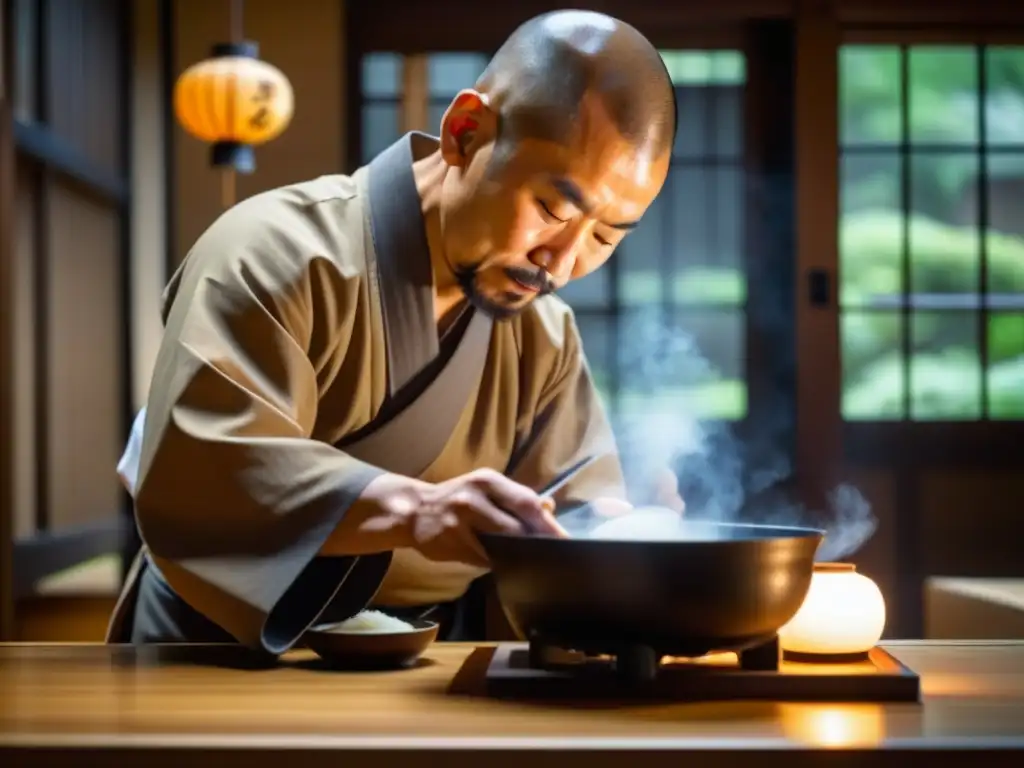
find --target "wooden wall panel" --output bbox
[44,0,123,175]
[12,155,37,540]
[1,0,15,641]
[45,179,123,531]
[129,0,167,411]
[920,471,1024,577]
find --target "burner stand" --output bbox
[526,634,781,684]
[483,641,922,703]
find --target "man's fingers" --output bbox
[471,469,561,533]
[457,486,524,535]
[538,498,570,537]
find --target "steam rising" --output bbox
[577,310,877,561]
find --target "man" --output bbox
[108,9,681,654]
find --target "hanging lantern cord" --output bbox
[230,0,244,43]
[221,169,236,209]
[220,0,246,209]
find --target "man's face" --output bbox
[437,90,670,320]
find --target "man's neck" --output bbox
[411,148,467,331]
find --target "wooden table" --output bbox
[1,641,1023,767]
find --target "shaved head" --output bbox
[476,10,677,158]
[427,10,674,321]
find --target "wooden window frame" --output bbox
[1,0,15,639]
[820,16,1024,638]
[836,26,1024,471]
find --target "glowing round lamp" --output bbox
[173,42,294,174]
[778,563,886,658]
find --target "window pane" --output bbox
[663,49,745,159]
[557,269,610,309]
[671,165,745,305]
[986,156,1024,296]
[984,47,1024,146]
[575,314,612,403]
[427,102,447,135]
[13,0,38,122]
[910,310,981,420]
[671,168,709,295]
[842,311,905,421]
[661,51,744,86]
[428,53,487,98]
[361,103,399,164]
[666,51,746,160]
[618,182,665,306]
[674,86,709,158]
[617,309,746,422]
[672,85,744,160]
[362,53,401,98]
[987,312,1024,419]
[711,86,743,158]
[840,46,902,146]
[908,47,978,145]
[909,151,980,298]
[839,43,1019,426]
[840,153,904,307]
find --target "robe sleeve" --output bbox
[133,206,391,656]
[505,307,627,510]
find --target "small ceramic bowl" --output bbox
[303,618,440,670]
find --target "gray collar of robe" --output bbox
[342,133,494,477]
[368,131,474,395]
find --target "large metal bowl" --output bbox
[479,517,824,658]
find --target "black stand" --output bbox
[739,634,780,671]
[486,636,921,703]
[526,634,780,684]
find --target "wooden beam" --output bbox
[13,120,128,205]
[400,54,429,134]
[845,422,1024,469]
[793,0,841,511]
[839,0,1024,25]
[0,0,15,642]
[349,0,791,53]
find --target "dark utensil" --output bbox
[303,618,439,670]
[538,454,601,501]
[478,517,823,659]
[509,454,600,535]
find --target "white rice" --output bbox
[319,609,416,635]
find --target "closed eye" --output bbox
[535,197,567,224]
[537,196,613,247]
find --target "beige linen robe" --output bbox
[106,132,625,654]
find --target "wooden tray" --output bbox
[483,643,921,703]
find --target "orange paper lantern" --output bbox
[173,42,294,173]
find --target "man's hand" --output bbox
[384,469,569,566]
[324,469,569,562]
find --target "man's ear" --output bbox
[439,89,497,167]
